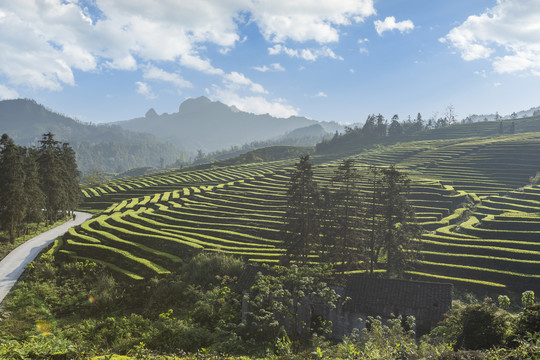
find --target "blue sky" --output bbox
[1,0,539,125]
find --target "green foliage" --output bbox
[281,155,320,264]
[0,334,77,359]
[521,290,535,308]
[319,158,366,271]
[181,253,245,289]
[497,295,511,309]
[327,315,429,360]
[514,302,540,338]
[368,165,422,277]
[0,133,27,242]
[432,299,514,351]
[244,264,339,348]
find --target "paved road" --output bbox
[0,211,92,304]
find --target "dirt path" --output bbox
[0,211,92,304]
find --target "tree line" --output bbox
[0,132,80,242]
[281,155,421,278]
[316,107,460,153]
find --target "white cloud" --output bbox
[268,44,343,61]
[493,82,502,87]
[0,0,376,92]
[179,54,224,75]
[253,63,285,72]
[143,65,192,88]
[314,91,327,98]
[0,84,19,99]
[135,81,155,99]
[474,70,487,78]
[442,0,540,75]
[251,0,375,44]
[374,16,414,35]
[223,71,267,94]
[207,85,298,118]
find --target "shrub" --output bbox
[514,302,540,339]
[181,252,244,288]
[454,302,513,350]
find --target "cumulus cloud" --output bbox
[0,0,378,92]
[135,81,155,99]
[207,85,298,118]
[223,71,267,94]
[143,65,192,88]
[268,44,343,61]
[374,16,414,35]
[314,91,327,98]
[442,0,540,75]
[0,84,19,99]
[251,0,375,43]
[253,63,285,72]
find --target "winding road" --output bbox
[0,211,92,304]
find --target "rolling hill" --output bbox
[61,115,540,297]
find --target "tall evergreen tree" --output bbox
[366,165,381,275]
[0,134,26,242]
[321,158,366,271]
[388,115,403,137]
[373,165,422,277]
[60,142,80,215]
[281,155,319,265]
[375,114,387,137]
[362,115,376,137]
[22,147,45,230]
[38,132,65,224]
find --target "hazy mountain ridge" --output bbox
[465,105,540,122]
[0,99,182,173]
[114,96,342,153]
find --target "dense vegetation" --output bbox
[0,252,537,359]
[0,132,79,242]
[1,114,540,358]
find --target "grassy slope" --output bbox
[71,116,540,295]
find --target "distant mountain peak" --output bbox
[145,108,158,118]
[178,96,215,113]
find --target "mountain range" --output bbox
[113,96,342,153]
[0,97,342,174]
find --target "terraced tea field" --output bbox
[63,132,540,295]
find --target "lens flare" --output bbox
[87,295,95,304]
[36,321,51,335]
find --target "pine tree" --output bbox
[59,142,80,215]
[38,132,65,224]
[388,115,403,137]
[362,115,376,137]
[0,134,26,243]
[321,158,366,271]
[281,155,319,265]
[373,165,422,277]
[366,165,381,274]
[22,148,45,230]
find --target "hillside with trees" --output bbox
[0,132,79,243]
[1,114,539,359]
[0,99,182,174]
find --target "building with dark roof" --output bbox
[239,266,453,338]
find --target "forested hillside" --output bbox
[0,99,182,174]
